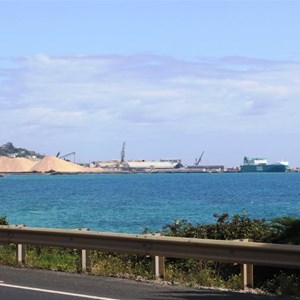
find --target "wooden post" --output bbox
[16,244,26,265]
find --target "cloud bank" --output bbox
[0,54,299,165]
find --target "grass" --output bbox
[0,245,243,289]
[1,244,300,296]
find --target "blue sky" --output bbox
[0,1,300,166]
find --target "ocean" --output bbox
[0,173,299,233]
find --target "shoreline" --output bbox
[1,168,300,175]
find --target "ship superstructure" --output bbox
[240,156,289,172]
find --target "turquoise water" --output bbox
[0,173,299,233]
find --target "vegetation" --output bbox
[271,216,300,245]
[158,213,300,245]
[0,213,299,296]
[0,215,8,225]
[156,214,300,295]
[159,213,276,242]
[0,142,44,159]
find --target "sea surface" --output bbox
[0,173,299,233]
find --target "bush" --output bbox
[160,213,276,242]
[270,217,300,245]
[263,272,300,297]
[0,215,8,225]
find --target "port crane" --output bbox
[56,152,76,163]
[194,151,204,165]
[120,142,125,163]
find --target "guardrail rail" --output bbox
[1,225,299,289]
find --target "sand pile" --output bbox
[30,156,86,173]
[0,157,37,172]
[0,155,106,173]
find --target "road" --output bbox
[0,266,295,300]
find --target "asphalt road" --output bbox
[0,266,295,300]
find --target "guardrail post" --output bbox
[81,249,91,272]
[153,255,165,279]
[152,233,165,279]
[16,244,26,265]
[239,239,254,289]
[77,228,91,273]
[14,225,27,265]
[241,261,254,289]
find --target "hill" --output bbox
[0,142,44,159]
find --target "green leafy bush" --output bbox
[160,213,277,242]
[0,215,8,225]
[271,217,300,245]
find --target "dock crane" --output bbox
[120,142,125,163]
[194,151,204,166]
[58,152,76,163]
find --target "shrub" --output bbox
[160,213,276,242]
[0,215,8,225]
[270,217,300,245]
[263,272,300,297]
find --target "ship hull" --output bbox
[240,164,287,172]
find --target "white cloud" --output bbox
[0,54,300,165]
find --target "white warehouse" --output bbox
[122,160,179,171]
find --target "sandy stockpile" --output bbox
[30,156,86,173]
[0,156,37,172]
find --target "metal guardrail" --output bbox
[1,225,299,268]
[0,225,300,288]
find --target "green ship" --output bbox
[240,157,289,172]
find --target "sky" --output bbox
[0,0,300,167]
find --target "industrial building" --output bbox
[187,165,225,172]
[122,160,180,172]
